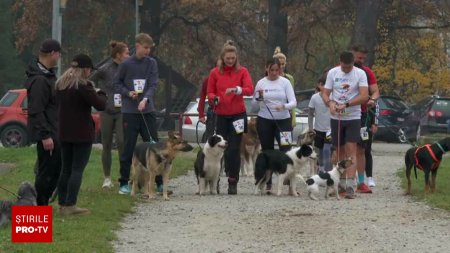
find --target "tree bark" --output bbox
[350,0,387,67]
[267,0,288,58]
[140,0,161,45]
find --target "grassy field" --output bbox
[398,155,450,211]
[0,146,196,253]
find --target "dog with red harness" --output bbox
[404,137,450,194]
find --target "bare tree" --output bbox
[267,0,288,58]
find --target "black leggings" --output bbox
[58,142,92,206]
[365,130,374,177]
[256,116,292,152]
[256,116,292,187]
[215,113,246,183]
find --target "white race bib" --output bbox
[360,127,369,141]
[232,119,245,134]
[280,131,292,146]
[113,94,122,107]
[133,79,146,93]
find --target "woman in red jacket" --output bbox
[56,54,107,215]
[207,40,254,194]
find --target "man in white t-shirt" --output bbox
[321,51,368,199]
[308,78,332,172]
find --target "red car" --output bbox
[0,89,101,148]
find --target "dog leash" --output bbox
[262,100,293,147]
[140,111,156,144]
[0,185,19,199]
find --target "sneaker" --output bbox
[357,183,372,193]
[102,178,113,188]
[59,205,90,215]
[118,184,131,195]
[156,184,173,196]
[345,186,356,199]
[368,177,376,187]
[228,183,237,195]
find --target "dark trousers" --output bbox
[58,142,92,206]
[100,112,124,178]
[256,116,292,187]
[216,113,246,183]
[119,113,162,186]
[35,140,62,206]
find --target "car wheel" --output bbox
[0,125,29,148]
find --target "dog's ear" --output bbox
[299,144,313,157]
[208,136,217,147]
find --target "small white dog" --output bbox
[303,158,353,200]
[194,135,227,195]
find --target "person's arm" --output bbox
[28,78,52,141]
[366,69,379,108]
[283,80,297,110]
[81,81,107,111]
[143,58,158,102]
[346,72,369,107]
[89,67,104,88]
[113,62,131,97]
[250,81,262,113]
[238,68,254,96]
[308,108,315,130]
[207,69,218,103]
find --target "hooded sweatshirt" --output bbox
[207,66,253,116]
[24,59,58,142]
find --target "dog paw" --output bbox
[163,196,170,201]
[148,194,156,199]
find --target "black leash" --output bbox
[195,98,219,149]
[0,185,19,199]
[261,100,293,147]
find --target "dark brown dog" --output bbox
[404,137,450,194]
[130,131,193,200]
[240,117,260,176]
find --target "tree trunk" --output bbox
[350,0,387,67]
[140,0,161,45]
[267,0,288,59]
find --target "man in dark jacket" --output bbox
[24,39,62,206]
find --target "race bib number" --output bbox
[113,94,122,107]
[232,119,245,134]
[133,79,146,93]
[280,131,292,146]
[360,127,369,141]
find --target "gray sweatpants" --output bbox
[100,112,124,178]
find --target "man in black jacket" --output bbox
[24,39,62,206]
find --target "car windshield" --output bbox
[0,91,19,106]
[432,99,450,113]
[379,97,408,110]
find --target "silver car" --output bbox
[181,97,308,144]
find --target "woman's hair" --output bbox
[110,41,128,58]
[273,46,286,61]
[56,67,90,90]
[264,57,281,76]
[218,40,240,73]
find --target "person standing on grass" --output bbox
[207,40,254,195]
[308,77,332,172]
[56,54,107,215]
[90,41,129,189]
[273,47,297,128]
[352,45,380,190]
[24,39,62,206]
[321,51,368,199]
[251,57,297,193]
[114,33,162,195]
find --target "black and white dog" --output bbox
[254,144,317,196]
[304,158,352,200]
[0,181,37,226]
[194,135,227,195]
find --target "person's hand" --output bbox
[225,87,237,95]
[329,101,338,115]
[138,99,147,111]
[367,99,376,108]
[199,116,206,124]
[274,104,285,111]
[371,124,378,134]
[335,103,346,114]
[129,91,138,99]
[42,137,54,153]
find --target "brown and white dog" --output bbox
[240,117,261,176]
[297,129,317,177]
[130,132,193,200]
[404,137,450,194]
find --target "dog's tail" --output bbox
[295,174,307,185]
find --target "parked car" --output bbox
[0,89,101,148]
[374,95,418,143]
[181,97,308,143]
[412,95,450,138]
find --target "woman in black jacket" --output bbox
[56,54,107,215]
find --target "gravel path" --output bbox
[114,143,450,253]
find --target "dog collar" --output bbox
[436,143,446,153]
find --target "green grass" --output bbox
[0,146,196,253]
[398,158,450,210]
